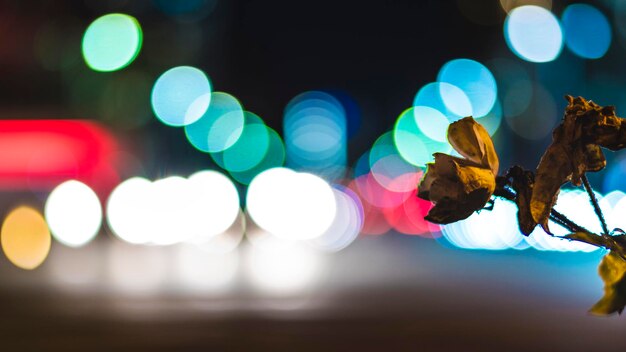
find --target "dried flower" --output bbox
[531,96,624,232]
[418,116,499,224]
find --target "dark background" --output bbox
[0,0,590,174]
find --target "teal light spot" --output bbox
[413,106,450,143]
[437,59,498,118]
[369,132,397,169]
[184,92,245,153]
[414,82,471,122]
[229,128,285,185]
[151,66,212,127]
[211,112,270,173]
[393,107,451,167]
[82,13,142,72]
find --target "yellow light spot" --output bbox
[1,206,51,270]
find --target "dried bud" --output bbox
[418,117,499,224]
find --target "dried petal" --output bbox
[424,188,491,224]
[447,117,499,175]
[418,117,498,224]
[419,154,495,224]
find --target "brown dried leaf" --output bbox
[530,136,567,232]
[531,96,617,229]
[590,251,626,316]
[564,232,608,248]
[507,166,536,235]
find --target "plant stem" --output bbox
[581,174,610,237]
[493,187,590,234]
[550,208,591,234]
[494,194,602,247]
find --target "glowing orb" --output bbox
[82,13,142,72]
[45,180,102,247]
[504,6,563,63]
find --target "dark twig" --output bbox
[493,185,590,234]
[549,213,574,232]
[581,173,610,237]
[550,208,591,234]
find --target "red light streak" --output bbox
[0,120,119,194]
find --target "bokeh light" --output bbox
[562,4,611,59]
[552,190,609,240]
[353,172,411,209]
[175,244,239,293]
[442,198,526,250]
[106,240,168,294]
[437,58,498,117]
[245,243,320,294]
[189,210,246,254]
[368,132,421,193]
[504,83,557,140]
[1,206,51,270]
[526,189,601,252]
[210,112,271,174]
[284,91,347,180]
[413,106,450,142]
[609,193,626,233]
[440,187,610,252]
[184,92,245,153]
[185,170,242,238]
[45,180,102,248]
[600,190,624,234]
[82,13,142,72]
[489,58,533,118]
[151,66,212,127]
[228,127,285,185]
[476,100,503,136]
[603,155,626,193]
[106,177,153,244]
[504,6,563,63]
[308,186,363,252]
[370,154,420,193]
[106,171,240,245]
[45,240,101,289]
[414,82,472,122]
[393,107,452,167]
[246,168,337,241]
[382,178,438,237]
[347,176,392,236]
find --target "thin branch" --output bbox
[550,208,592,234]
[548,213,575,232]
[581,173,610,237]
[493,188,591,234]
